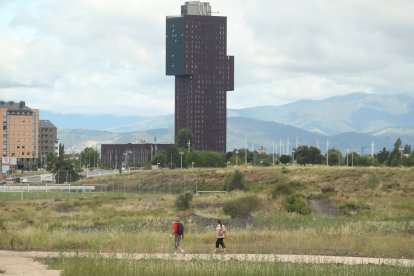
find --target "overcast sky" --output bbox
[0,0,413,117]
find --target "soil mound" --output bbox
[308,199,344,216]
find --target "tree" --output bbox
[326,148,342,166]
[295,145,323,165]
[58,144,65,157]
[175,192,193,210]
[403,144,412,154]
[52,158,80,184]
[45,152,58,171]
[404,154,414,167]
[187,151,225,168]
[224,170,246,191]
[375,147,390,164]
[49,145,80,183]
[176,128,194,151]
[79,147,100,168]
[389,138,403,166]
[279,155,291,164]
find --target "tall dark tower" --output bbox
[166,1,234,153]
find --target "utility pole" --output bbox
[245,137,247,165]
[371,141,375,157]
[179,152,184,169]
[326,139,329,166]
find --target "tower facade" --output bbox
[166,1,234,153]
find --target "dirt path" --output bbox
[0,251,61,276]
[1,250,413,275]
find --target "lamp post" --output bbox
[326,139,329,166]
[346,149,349,167]
[191,161,194,169]
[179,152,184,169]
[235,150,239,166]
[352,151,354,167]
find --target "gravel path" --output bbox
[1,250,413,275]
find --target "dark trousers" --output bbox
[216,238,225,248]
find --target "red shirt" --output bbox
[173,222,179,235]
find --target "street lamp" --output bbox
[235,150,239,166]
[191,161,195,169]
[179,152,184,169]
[346,149,349,167]
[399,146,404,164]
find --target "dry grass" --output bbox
[0,166,413,258]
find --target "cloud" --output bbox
[0,0,413,116]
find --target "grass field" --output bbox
[1,166,414,273]
[40,255,413,276]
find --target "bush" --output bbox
[175,192,193,211]
[271,183,293,198]
[223,195,261,218]
[224,170,246,191]
[271,180,304,199]
[282,194,311,215]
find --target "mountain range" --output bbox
[47,92,414,154]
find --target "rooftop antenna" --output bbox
[198,1,202,15]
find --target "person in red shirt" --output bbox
[171,217,186,255]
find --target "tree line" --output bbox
[44,130,414,183]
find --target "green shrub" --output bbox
[271,180,304,199]
[175,191,193,211]
[288,180,304,189]
[271,183,293,198]
[224,170,246,191]
[281,167,290,174]
[0,219,5,231]
[282,194,311,215]
[247,182,264,192]
[223,195,261,218]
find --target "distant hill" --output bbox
[51,92,414,153]
[45,92,414,136]
[228,92,414,135]
[60,128,173,153]
[59,117,408,154]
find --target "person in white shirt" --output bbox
[212,219,226,254]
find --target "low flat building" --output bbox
[101,143,173,169]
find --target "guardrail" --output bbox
[196,191,227,195]
[0,185,95,192]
